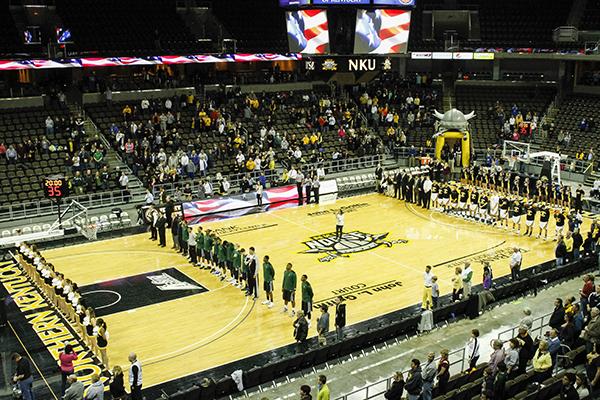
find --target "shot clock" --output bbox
[42,176,69,199]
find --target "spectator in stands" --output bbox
[466,329,481,370]
[404,359,422,400]
[436,349,450,395]
[481,366,494,398]
[583,308,600,352]
[384,372,404,400]
[6,144,17,164]
[45,116,54,135]
[505,339,520,378]
[494,362,508,399]
[560,313,578,350]
[119,171,129,202]
[317,375,329,400]
[520,308,533,330]
[300,385,312,400]
[516,327,534,374]
[63,374,83,400]
[547,328,561,365]
[561,372,579,399]
[575,373,590,398]
[84,373,104,400]
[532,340,552,383]
[550,298,566,331]
[489,340,505,374]
[421,352,436,400]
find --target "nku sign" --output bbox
[348,58,376,71]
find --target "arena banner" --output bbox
[303,55,397,72]
[0,53,302,71]
[183,180,337,224]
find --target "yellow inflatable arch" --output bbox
[434,130,471,167]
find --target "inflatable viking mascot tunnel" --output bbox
[433,109,475,168]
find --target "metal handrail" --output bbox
[333,347,467,400]
[151,154,385,198]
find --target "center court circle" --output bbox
[81,290,122,310]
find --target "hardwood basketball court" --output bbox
[41,193,574,390]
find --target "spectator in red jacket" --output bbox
[59,344,78,395]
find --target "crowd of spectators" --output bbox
[101,81,426,198]
[490,101,540,144]
[0,113,119,198]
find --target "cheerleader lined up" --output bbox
[14,243,111,374]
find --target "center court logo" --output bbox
[148,273,203,291]
[301,231,408,262]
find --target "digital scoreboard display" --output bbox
[313,0,370,4]
[42,176,69,199]
[373,0,416,5]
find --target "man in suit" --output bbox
[335,296,346,341]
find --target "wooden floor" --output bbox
[43,193,582,389]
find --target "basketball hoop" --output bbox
[80,223,98,241]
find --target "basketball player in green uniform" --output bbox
[204,230,214,272]
[262,255,275,308]
[282,263,297,317]
[217,239,227,280]
[232,245,242,288]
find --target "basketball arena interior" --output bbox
[2,0,600,400]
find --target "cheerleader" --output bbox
[554,208,567,240]
[498,195,510,228]
[430,180,439,210]
[510,198,522,233]
[489,169,497,191]
[523,177,530,199]
[461,167,470,184]
[469,188,479,218]
[84,308,98,354]
[538,203,550,240]
[95,318,110,370]
[513,175,521,196]
[504,172,511,194]
[535,179,543,202]
[498,170,505,194]
[523,201,537,237]
[563,185,572,208]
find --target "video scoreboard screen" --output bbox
[280,0,415,6]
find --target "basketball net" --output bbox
[80,223,98,241]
